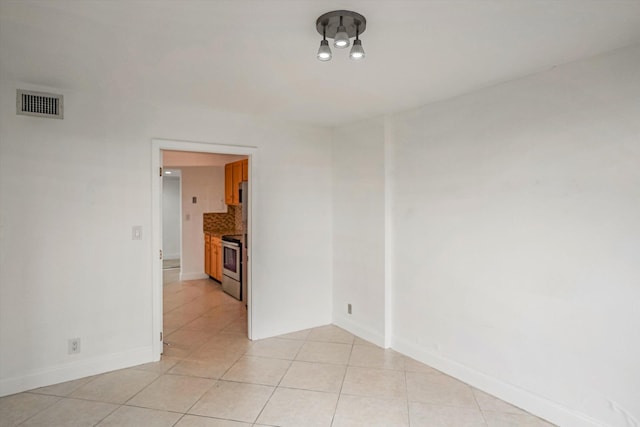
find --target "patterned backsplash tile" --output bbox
[203,205,243,233]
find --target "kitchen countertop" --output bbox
[204,230,243,238]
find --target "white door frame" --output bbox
[151,138,257,358]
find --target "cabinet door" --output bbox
[242,159,248,181]
[213,238,222,281]
[218,241,223,280]
[204,237,211,276]
[232,162,243,204]
[210,240,217,280]
[225,163,233,205]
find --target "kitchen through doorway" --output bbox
[151,139,257,359]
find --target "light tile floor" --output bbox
[1,278,557,427]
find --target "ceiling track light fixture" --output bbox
[316,10,367,62]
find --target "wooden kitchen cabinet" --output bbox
[204,233,212,276]
[242,159,248,181]
[212,237,222,281]
[225,159,248,206]
[232,162,242,204]
[204,234,222,281]
[224,163,233,205]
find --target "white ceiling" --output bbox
[2,0,640,127]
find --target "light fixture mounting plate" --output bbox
[316,10,366,39]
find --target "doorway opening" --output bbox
[151,139,257,359]
[162,168,181,285]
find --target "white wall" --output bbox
[179,166,226,280]
[388,45,640,427]
[332,117,388,346]
[0,79,333,395]
[162,176,181,260]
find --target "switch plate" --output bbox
[132,226,142,240]
[348,303,352,315]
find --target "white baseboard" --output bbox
[179,272,208,281]
[0,346,156,397]
[333,314,386,348]
[392,335,605,427]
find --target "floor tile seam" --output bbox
[163,299,200,316]
[338,392,410,404]
[481,408,554,423]
[175,351,243,363]
[121,371,178,408]
[346,362,406,372]
[24,389,71,399]
[170,412,187,427]
[213,349,259,386]
[338,389,408,401]
[470,386,490,426]
[404,367,412,427]
[404,369,443,375]
[163,370,224,381]
[180,378,221,419]
[219,357,293,388]
[10,393,62,427]
[181,413,254,425]
[16,397,121,427]
[305,338,355,345]
[259,362,345,426]
[163,332,211,354]
[119,402,192,415]
[293,355,351,366]
[244,377,280,425]
[274,384,341,397]
[90,401,124,426]
[50,392,134,406]
[242,352,299,362]
[407,397,488,410]
[329,341,355,427]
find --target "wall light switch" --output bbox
[132,226,142,240]
[192,196,197,204]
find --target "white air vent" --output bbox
[16,89,63,119]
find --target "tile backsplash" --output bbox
[203,205,243,233]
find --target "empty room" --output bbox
[1,1,639,426]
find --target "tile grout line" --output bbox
[471,388,490,426]
[13,394,62,427]
[90,401,122,426]
[329,336,355,427]
[128,281,227,420]
[249,333,308,425]
[178,293,250,422]
[404,367,411,426]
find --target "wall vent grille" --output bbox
[16,90,63,119]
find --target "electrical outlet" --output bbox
[347,303,352,315]
[68,338,81,354]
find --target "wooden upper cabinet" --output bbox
[232,162,242,204]
[225,159,248,206]
[224,163,233,205]
[242,159,248,181]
